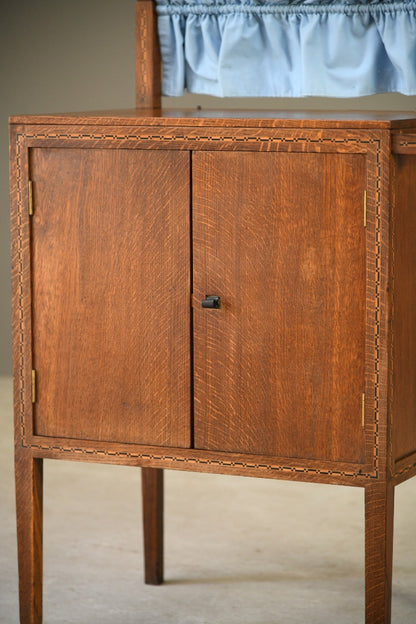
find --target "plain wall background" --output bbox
[1,0,416,375]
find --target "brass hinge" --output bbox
[31,369,36,404]
[363,190,367,228]
[28,180,34,216]
[362,392,365,428]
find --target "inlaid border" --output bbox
[137,8,150,104]
[12,126,384,483]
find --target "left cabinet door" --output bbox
[30,148,191,447]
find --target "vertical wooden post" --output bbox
[365,481,394,624]
[142,467,164,585]
[15,452,43,624]
[135,0,161,109]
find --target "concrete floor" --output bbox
[1,375,415,623]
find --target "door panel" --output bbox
[193,151,366,463]
[30,148,190,447]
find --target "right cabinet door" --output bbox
[193,150,367,463]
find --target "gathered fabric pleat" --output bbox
[155,1,416,97]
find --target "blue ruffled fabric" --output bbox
[155,0,416,97]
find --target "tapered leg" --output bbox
[15,452,43,624]
[365,481,394,624]
[141,467,164,585]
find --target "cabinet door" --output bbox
[30,148,190,447]
[193,151,366,463]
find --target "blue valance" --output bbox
[155,1,416,97]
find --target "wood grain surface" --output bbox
[193,151,366,462]
[30,147,190,447]
[365,482,394,624]
[14,453,43,624]
[135,0,161,109]
[391,154,416,465]
[10,110,416,129]
[142,467,164,585]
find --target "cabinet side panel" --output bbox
[392,154,416,463]
[30,148,190,447]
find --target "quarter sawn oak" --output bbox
[9,2,416,623]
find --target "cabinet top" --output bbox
[9,108,416,130]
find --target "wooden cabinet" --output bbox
[10,111,416,624]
